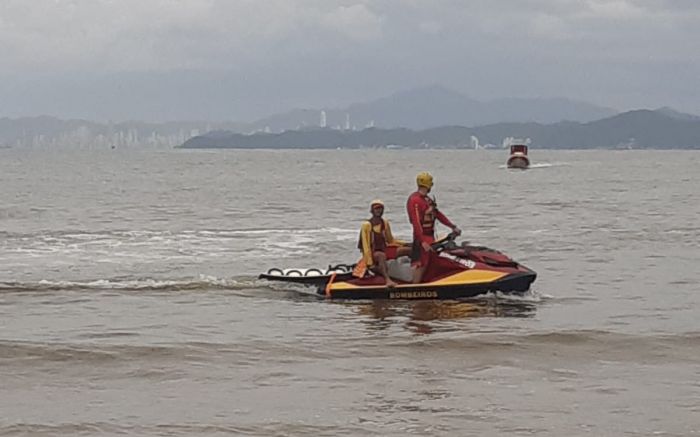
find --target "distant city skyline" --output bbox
[4,106,700,150]
[1,1,699,121]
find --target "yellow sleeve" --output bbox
[360,221,374,266]
[384,219,407,246]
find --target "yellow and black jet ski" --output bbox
[259,233,536,300]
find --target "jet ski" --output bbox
[259,233,536,300]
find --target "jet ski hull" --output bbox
[322,271,536,300]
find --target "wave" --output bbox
[382,330,700,363]
[0,339,338,364]
[3,331,700,367]
[0,275,263,293]
[0,227,359,264]
[0,340,224,363]
[0,422,361,437]
[0,227,357,240]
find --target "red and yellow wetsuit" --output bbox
[406,191,455,267]
[358,217,405,267]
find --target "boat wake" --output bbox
[488,288,550,302]
[0,275,265,293]
[498,162,561,169]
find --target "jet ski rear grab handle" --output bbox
[263,263,356,278]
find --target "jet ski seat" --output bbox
[386,256,413,282]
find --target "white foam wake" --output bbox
[0,274,257,292]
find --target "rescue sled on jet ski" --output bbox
[259,233,536,300]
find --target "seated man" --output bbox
[356,199,412,287]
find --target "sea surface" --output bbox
[1,148,699,436]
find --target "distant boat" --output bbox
[506,142,530,169]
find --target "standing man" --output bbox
[406,172,461,283]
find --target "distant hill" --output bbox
[4,106,699,150]
[181,109,700,149]
[654,106,700,122]
[246,85,618,131]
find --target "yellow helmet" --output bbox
[370,199,384,210]
[416,171,434,189]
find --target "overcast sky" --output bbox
[1,0,698,121]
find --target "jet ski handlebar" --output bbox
[431,231,460,252]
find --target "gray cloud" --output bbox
[1,0,698,120]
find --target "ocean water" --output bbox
[1,148,699,436]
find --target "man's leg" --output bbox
[373,251,396,287]
[411,243,431,284]
[412,265,426,284]
[396,246,412,258]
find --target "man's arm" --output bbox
[360,221,374,266]
[435,209,456,230]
